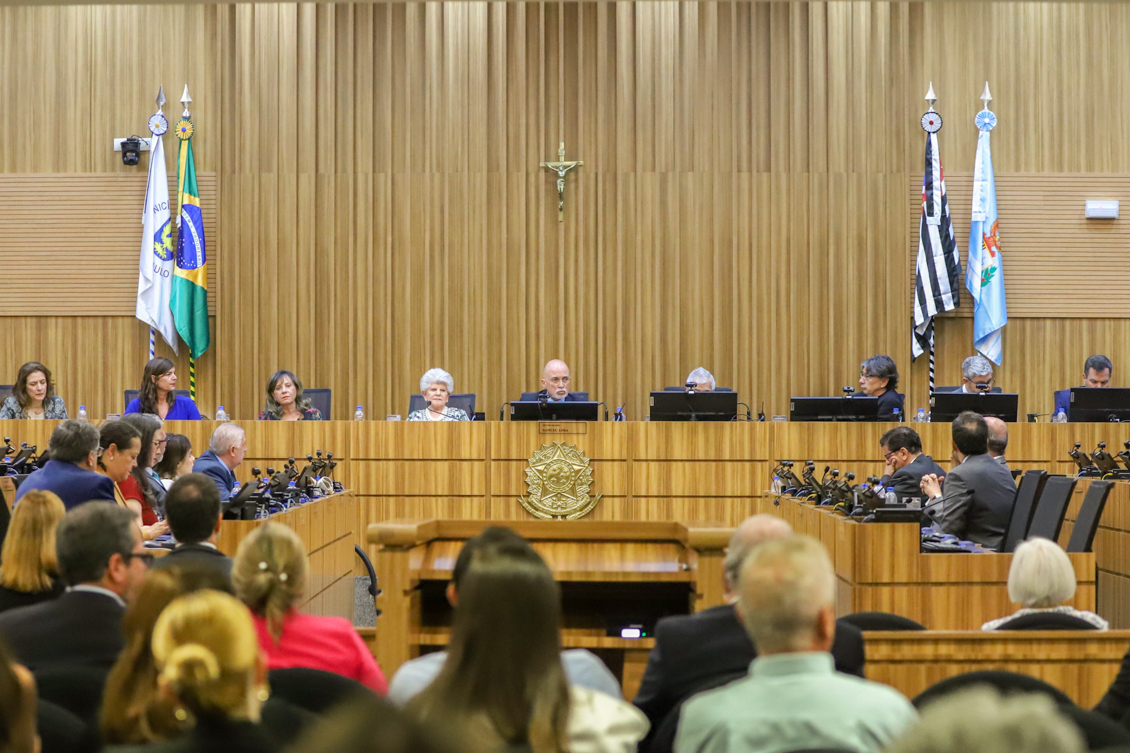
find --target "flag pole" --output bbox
[149,328,155,360]
[189,356,197,401]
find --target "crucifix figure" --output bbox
[541,142,583,222]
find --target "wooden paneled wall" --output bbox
[2,3,1130,420]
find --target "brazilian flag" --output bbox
[171,117,211,360]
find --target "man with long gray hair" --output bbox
[192,422,247,505]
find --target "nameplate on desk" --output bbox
[538,422,588,435]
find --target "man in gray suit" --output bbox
[920,411,1017,551]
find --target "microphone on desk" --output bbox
[1027,413,1052,423]
[596,402,610,422]
[843,386,856,397]
[758,403,766,422]
[425,396,445,418]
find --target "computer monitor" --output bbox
[649,391,738,421]
[930,392,1019,423]
[1068,388,1130,423]
[509,401,600,422]
[789,396,879,422]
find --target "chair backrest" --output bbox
[123,389,190,413]
[912,670,1073,710]
[0,385,11,400]
[267,668,372,714]
[662,386,734,392]
[37,700,86,753]
[1066,480,1113,553]
[519,391,589,402]
[996,611,1100,631]
[837,611,927,631]
[1003,470,1048,553]
[1026,476,1078,542]
[645,668,749,753]
[408,393,476,417]
[33,665,109,722]
[934,385,1004,393]
[302,388,332,420]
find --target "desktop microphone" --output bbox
[843,386,856,396]
[1027,413,1051,423]
[425,396,445,418]
[757,403,766,422]
[685,382,696,395]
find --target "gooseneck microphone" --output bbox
[425,395,446,419]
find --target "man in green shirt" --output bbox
[675,535,917,753]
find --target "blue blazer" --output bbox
[1054,389,1070,417]
[15,460,115,510]
[192,450,236,502]
[125,397,203,420]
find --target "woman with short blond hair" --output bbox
[0,489,66,613]
[982,537,1108,630]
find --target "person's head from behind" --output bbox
[961,355,994,392]
[165,474,223,546]
[723,515,793,600]
[540,359,571,400]
[1008,537,1076,609]
[884,686,1082,753]
[154,434,195,481]
[413,534,568,753]
[231,522,307,641]
[153,590,266,724]
[737,535,835,656]
[47,419,101,470]
[13,361,54,410]
[208,423,247,472]
[859,355,898,397]
[56,502,148,601]
[0,490,65,594]
[984,417,1008,458]
[1084,354,1113,388]
[291,694,460,753]
[881,426,924,472]
[686,367,716,393]
[448,526,530,605]
[951,411,988,460]
[0,636,38,753]
[98,420,142,483]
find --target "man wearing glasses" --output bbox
[957,355,999,394]
[878,426,946,505]
[0,503,151,670]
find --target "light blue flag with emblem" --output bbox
[966,88,1007,364]
[135,120,178,353]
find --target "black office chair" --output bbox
[912,670,1074,710]
[123,389,190,412]
[408,393,476,418]
[1027,476,1078,542]
[1061,705,1130,751]
[37,700,86,753]
[994,612,1100,631]
[267,668,373,715]
[519,391,589,401]
[662,386,734,392]
[838,611,926,631]
[1003,470,1049,553]
[934,385,1004,393]
[0,385,11,400]
[303,388,332,420]
[1067,480,1113,553]
[33,665,108,723]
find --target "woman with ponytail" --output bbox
[232,523,387,694]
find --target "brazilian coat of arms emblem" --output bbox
[518,442,601,520]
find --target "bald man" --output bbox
[632,515,865,752]
[533,359,586,402]
[985,416,1009,468]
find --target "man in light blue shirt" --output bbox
[675,535,916,753]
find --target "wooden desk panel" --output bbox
[353,460,486,496]
[631,422,764,460]
[491,459,627,497]
[490,422,629,460]
[351,421,487,459]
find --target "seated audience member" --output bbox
[985,416,1008,467]
[233,523,387,694]
[110,591,279,753]
[684,368,715,393]
[154,434,196,490]
[125,357,202,420]
[192,423,246,505]
[388,528,621,705]
[151,474,233,582]
[879,427,946,504]
[0,490,66,613]
[406,368,469,422]
[982,537,1107,631]
[0,503,149,670]
[288,693,459,753]
[0,639,39,753]
[0,361,67,419]
[533,359,586,402]
[675,536,916,753]
[957,355,995,393]
[15,419,114,508]
[98,421,167,542]
[920,411,1017,551]
[406,532,647,753]
[885,686,1082,753]
[258,370,322,421]
[859,354,904,420]
[633,516,864,750]
[1054,354,1113,416]
[121,413,172,527]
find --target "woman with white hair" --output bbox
[406,368,469,422]
[982,537,1108,630]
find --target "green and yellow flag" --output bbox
[171,111,211,363]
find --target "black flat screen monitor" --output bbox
[510,401,600,422]
[930,392,1019,423]
[1068,388,1130,423]
[649,391,737,421]
[789,396,879,422]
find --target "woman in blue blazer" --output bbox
[125,358,202,420]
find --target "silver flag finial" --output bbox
[180,85,192,118]
[980,81,992,111]
[156,85,166,113]
[925,82,937,112]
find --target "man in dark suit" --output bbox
[533,359,586,402]
[192,423,246,506]
[1054,354,1114,417]
[15,420,114,509]
[878,426,946,504]
[632,515,865,751]
[920,411,1017,551]
[0,503,147,670]
[152,473,233,582]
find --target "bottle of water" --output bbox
[1053,409,1067,424]
[914,408,926,423]
[771,475,783,495]
[215,406,229,421]
[885,487,898,506]
[77,405,88,422]
[354,406,365,422]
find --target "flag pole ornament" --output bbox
[967,81,1006,364]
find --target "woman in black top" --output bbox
[859,354,905,421]
[0,489,66,613]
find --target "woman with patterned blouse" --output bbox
[406,368,469,422]
[0,362,68,420]
[258,370,322,421]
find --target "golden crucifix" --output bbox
[541,142,583,222]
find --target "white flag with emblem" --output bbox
[135,130,179,353]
